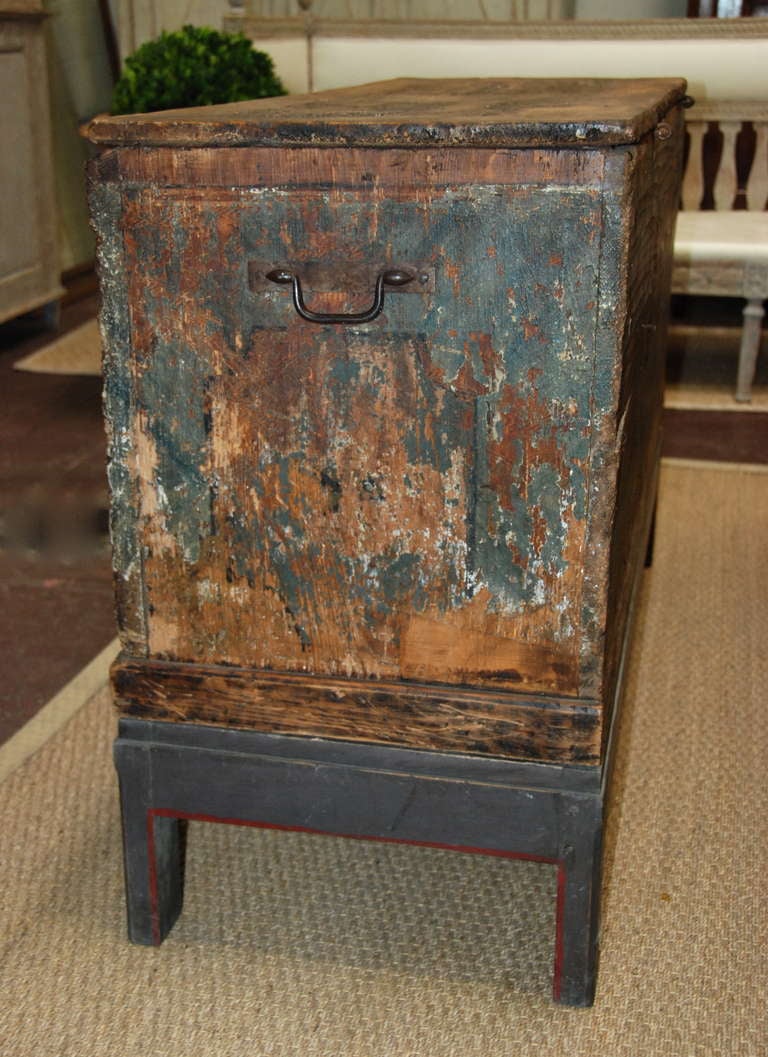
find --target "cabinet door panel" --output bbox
[0,21,61,323]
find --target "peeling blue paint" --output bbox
[128,177,605,633]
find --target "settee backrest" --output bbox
[682,101,768,212]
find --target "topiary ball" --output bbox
[111,24,286,115]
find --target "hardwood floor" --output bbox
[663,407,768,464]
[0,284,765,747]
[0,291,114,745]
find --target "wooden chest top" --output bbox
[87,76,686,148]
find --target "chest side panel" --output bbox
[119,151,606,696]
[599,110,685,720]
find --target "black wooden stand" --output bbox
[114,718,611,1007]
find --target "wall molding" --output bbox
[224,15,768,40]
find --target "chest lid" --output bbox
[87,76,686,150]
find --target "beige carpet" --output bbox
[13,318,102,376]
[0,461,766,1057]
[13,315,768,411]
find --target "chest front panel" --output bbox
[117,148,612,697]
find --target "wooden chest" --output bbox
[87,78,686,1005]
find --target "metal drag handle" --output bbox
[265,267,415,325]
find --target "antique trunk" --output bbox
[87,78,686,1005]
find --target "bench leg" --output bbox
[735,298,765,403]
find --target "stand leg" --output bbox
[555,797,603,1007]
[735,298,765,403]
[114,740,184,945]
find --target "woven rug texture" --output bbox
[0,462,766,1057]
[12,318,102,376]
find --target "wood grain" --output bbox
[599,109,684,740]
[114,153,606,696]
[112,654,602,765]
[86,76,686,150]
[98,145,606,193]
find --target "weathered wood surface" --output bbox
[112,654,602,764]
[86,76,686,150]
[88,79,685,764]
[95,146,613,698]
[99,144,607,192]
[599,105,685,742]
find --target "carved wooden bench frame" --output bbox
[673,100,768,401]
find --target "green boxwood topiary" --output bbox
[111,24,286,115]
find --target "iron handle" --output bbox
[265,267,415,325]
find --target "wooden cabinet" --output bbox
[0,2,62,325]
[87,78,685,1005]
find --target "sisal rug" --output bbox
[13,318,102,376]
[0,461,766,1057]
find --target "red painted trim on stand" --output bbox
[145,807,566,997]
